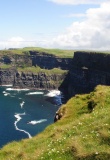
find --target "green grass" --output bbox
[0,64,12,69]
[0,47,74,58]
[0,48,110,58]
[0,50,24,55]
[23,47,74,58]
[17,66,68,74]
[0,85,110,160]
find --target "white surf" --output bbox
[6,88,29,91]
[3,91,10,96]
[26,91,44,95]
[27,119,47,125]
[20,101,25,108]
[45,90,61,97]
[14,112,32,138]
[1,84,13,87]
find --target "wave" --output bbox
[3,91,10,96]
[26,91,44,95]
[20,101,25,108]
[1,84,13,87]
[6,88,30,91]
[14,112,32,139]
[45,90,61,97]
[27,119,47,125]
[45,90,64,105]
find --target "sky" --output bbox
[0,0,110,50]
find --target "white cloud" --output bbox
[0,37,37,49]
[48,0,105,5]
[50,1,110,50]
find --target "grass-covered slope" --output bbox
[17,66,67,74]
[0,85,110,160]
[0,47,74,58]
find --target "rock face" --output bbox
[0,51,71,89]
[0,68,16,85]
[0,68,67,89]
[59,51,110,98]
[13,71,67,89]
[30,51,72,70]
[0,55,32,68]
[71,51,110,72]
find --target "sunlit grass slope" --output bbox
[0,47,74,58]
[0,85,110,160]
[18,66,67,74]
[23,47,74,58]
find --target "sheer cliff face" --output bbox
[13,71,67,89]
[0,69,67,89]
[62,51,110,97]
[71,51,110,72]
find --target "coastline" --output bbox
[1,85,63,106]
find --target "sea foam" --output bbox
[20,101,25,108]
[27,119,47,125]
[6,88,29,91]
[14,112,32,138]
[45,90,61,97]
[3,91,10,96]
[26,91,44,95]
[1,84,13,87]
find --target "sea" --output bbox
[0,86,62,148]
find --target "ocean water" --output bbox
[0,86,62,148]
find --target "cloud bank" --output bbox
[0,37,37,49]
[50,1,110,50]
[0,1,109,51]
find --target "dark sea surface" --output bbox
[0,86,61,148]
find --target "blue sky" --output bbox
[0,0,109,50]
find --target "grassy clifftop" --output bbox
[0,47,74,58]
[0,85,110,160]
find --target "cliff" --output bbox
[59,51,110,98]
[0,68,16,85]
[13,71,67,89]
[71,51,110,72]
[0,50,110,159]
[0,50,70,89]
[30,51,72,70]
[0,50,72,70]
[1,50,110,95]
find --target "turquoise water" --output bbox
[0,87,61,148]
